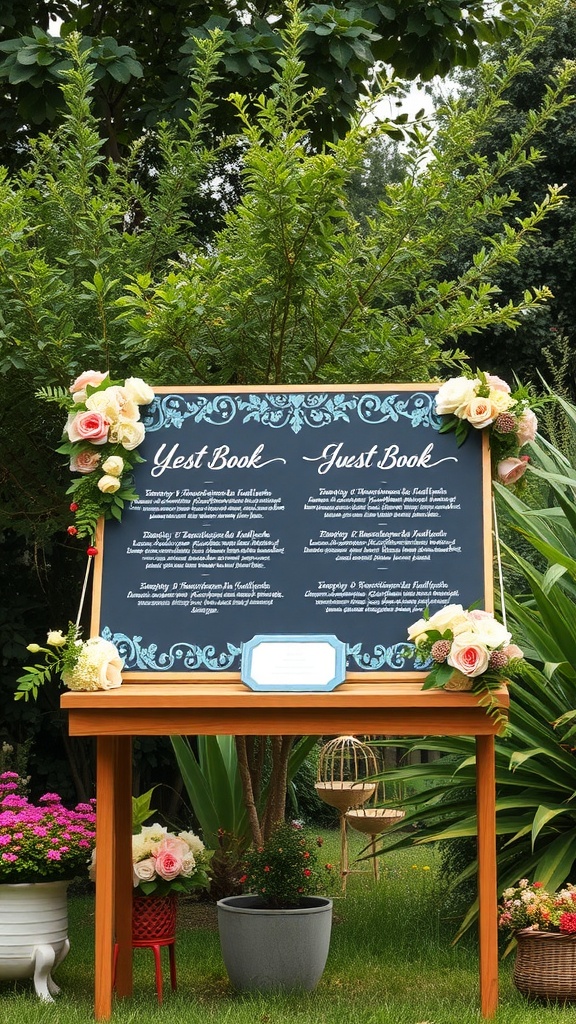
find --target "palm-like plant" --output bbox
[375,394,576,936]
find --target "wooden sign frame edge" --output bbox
[90,382,494,685]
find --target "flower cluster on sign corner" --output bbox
[127,823,209,897]
[0,771,96,884]
[39,369,155,545]
[239,819,334,909]
[498,879,576,936]
[15,623,123,702]
[435,371,539,486]
[407,603,524,691]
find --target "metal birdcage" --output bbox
[315,736,378,886]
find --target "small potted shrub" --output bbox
[217,820,334,991]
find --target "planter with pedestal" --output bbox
[0,881,70,1001]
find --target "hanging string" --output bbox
[492,494,507,630]
[75,554,94,628]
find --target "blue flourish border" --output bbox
[142,392,441,435]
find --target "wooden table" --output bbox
[62,679,509,1020]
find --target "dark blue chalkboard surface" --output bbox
[92,385,491,677]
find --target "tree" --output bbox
[0,4,572,800]
[0,0,534,168]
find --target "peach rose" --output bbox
[503,643,524,661]
[462,396,497,429]
[69,370,108,401]
[70,449,101,474]
[497,456,529,486]
[447,633,490,677]
[66,410,109,445]
[516,408,538,446]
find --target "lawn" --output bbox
[2,834,576,1023]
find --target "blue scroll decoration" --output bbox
[346,642,416,671]
[142,392,441,435]
[102,627,242,671]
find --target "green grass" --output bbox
[3,835,576,1022]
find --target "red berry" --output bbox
[69,502,79,512]
[67,525,78,536]
[87,546,98,557]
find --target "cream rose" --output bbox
[101,455,124,476]
[62,637,123,691]
[435,377,479,417]
[47,630,67,647]
[70,450,101,474]
[66,410,109,445]
[516,408,538,446]
[426,604,470,636]
[407,617,429,644]
[498,456,529,486]
[180,852,197,877]
[447,633,490,677]
[124,377,155,405]
[488,388,515,414]
[461,396,498,429]
[467,610,511,648]
[109,418,146,450]
[97,474,121,494]
[86,385,140,425]
[133,858,157,885]
[178,830,205,855]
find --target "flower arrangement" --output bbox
[39,369,155,543]
[239,820,333,909]
[435,371,538,486]
[131,823,209,897]
[498,879,576,936]
[407,603,523,690]
[15,623,123,701]
[0,771,96,883]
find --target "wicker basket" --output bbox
[514,929,576,1003]
[132,894,177,944]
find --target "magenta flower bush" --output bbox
[0,772,96,883]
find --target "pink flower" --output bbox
[516,408,538,446]
[66,411,109,445]
[70,370,108,397]
[2,852,17,862]
[154,848,183,882]
[497,456,529,486]
[447,635,490,677]
[46,849,62,861]
[485,374,511,393]
[70,450,102,474]
[502,643,524,661]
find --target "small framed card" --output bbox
[240,634,346,693]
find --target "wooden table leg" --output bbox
[95,737,116,1020]
[476,734,498,1018]
[113,737,133,997]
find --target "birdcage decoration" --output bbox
[345,804,405,882]
[315,736,378,886]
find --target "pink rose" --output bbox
[463,396,497,429]
[497,456,529,486]
[70,370,108,394]
[447,634,490,677]
[516,408,538,446]
[160,836,189,857]
[66,411,109,445]
[154,847,183,881]
[70,450,101,474]
[485,374,511,393]
[503,643,524,661]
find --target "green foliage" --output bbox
[372,395,576,936]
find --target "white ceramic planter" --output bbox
[0,881,70,1001]
[217,895,332,992]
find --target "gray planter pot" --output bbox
[217,895,333,992]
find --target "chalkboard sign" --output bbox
[92,385,492,679]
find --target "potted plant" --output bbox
[130,822,209,943]
[0,771,96,1001]
[498,878,576,1002]
[217,820,334,992]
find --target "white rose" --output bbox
[47,630,67,647]
[109,418,146,451]
[467,610,511,649]
[62,637,123,691]
[435,377,479,416]
[180,852,196,877]
[517,408,538,446]
[86,385,140,424]
[178,830,205,855]
[124,377,155,405]
[406,617,429,644]
[101,455,124,476]
[133,857,157,886]
[138,824,168,845]
[426,604,470,636]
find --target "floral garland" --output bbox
[407,603,524,692]
[435,371,538,485]
[16,369,154,700]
